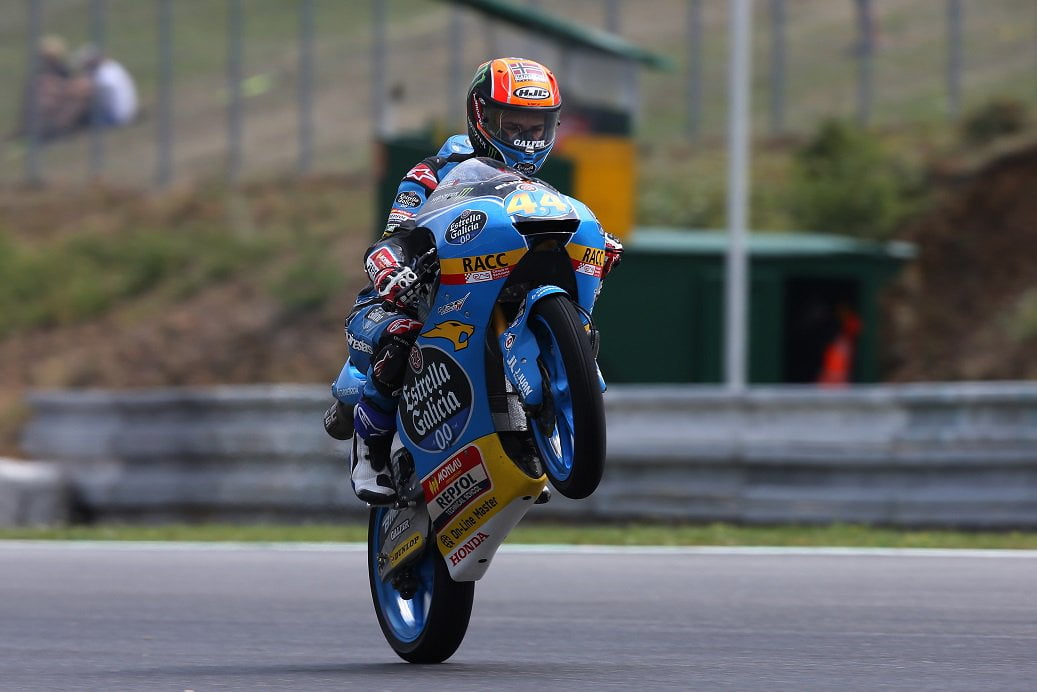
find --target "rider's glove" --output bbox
[603,231,624,277]
[374,265,419,306]
[365,245,415,306]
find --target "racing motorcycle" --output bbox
[332,157,608,663]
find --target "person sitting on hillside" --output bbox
[9,35,93,141]
[73,44,139,129]
[322,57,624,504]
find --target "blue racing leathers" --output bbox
[333,135,475,438]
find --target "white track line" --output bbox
[1,541,1036,558]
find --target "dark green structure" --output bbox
[593,229,916,384]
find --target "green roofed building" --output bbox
[593,229,916,384]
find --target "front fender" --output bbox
[498,286,570,407]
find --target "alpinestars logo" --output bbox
[405,163,438,190]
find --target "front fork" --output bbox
[498,286,605,410]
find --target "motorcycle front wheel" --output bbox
[367,507,474,663]
[528,293,606,499]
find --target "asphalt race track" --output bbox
[2,542,1035,691]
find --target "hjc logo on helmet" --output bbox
[513,86,550,100]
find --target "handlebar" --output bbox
[382,247,439,312]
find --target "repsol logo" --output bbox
[449,531,490,566]
[462,253,509,272]
[435,472,480,510]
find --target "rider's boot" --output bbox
[350,435,395,505]
[350,399,397,505]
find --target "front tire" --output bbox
[528,293,606,499]
[368,507,474,663]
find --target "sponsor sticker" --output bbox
[437,292,471,316]
[566,243,606,275]
[387,209,415,225]
[448,531,490,566]
[440,249,526,285]
[366,247,398,274]
[506,353,534,398]
[513,85,551,100]
[394,190,422,208]
[422,445,492,532]
[513,138,547,151]
[388,518,411,542]
[445,210,488,245]
[400,346,473,452]
[575,262,603,278]
[388,532,423,568]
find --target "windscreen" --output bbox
[419,157,524,215]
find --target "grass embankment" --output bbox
[0,178,373,455]
[2,522,1037,549]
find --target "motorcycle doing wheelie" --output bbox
[331,157,609,663]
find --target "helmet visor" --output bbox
[481,103,559,156]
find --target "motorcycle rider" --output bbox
[324,57,623,504]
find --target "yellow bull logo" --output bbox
[423,320,475,351]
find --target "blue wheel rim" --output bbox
[370,507,436,643]
[530,314,577,482]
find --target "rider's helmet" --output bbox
[466,57,562,175]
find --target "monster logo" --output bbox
[422,321,475,351]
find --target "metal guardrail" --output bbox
[16,383,1037,527]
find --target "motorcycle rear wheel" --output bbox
[528,293,606,499]
[367,507,474,663]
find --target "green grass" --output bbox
[0,224,272,336]
[2,521,1037,549]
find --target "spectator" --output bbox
[73,44,139,128]
[10,35,92,140]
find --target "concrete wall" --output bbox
[18,383,1037,528]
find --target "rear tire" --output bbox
[528,293,606,499]
[368,507,474,663]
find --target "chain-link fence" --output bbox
[3,0,1036,187]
